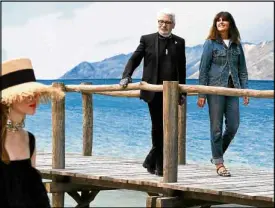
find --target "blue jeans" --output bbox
[207,94,240,165]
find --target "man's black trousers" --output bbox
[143,92,164,172]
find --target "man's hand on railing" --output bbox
[119,77,132,88]
[178,93,186,106]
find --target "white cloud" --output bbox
[2,2,274,79]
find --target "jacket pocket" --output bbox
[212,49,227,66]
[213,49,226,57]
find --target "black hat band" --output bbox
[0,69,36,91]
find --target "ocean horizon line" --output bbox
[38,78,274,82]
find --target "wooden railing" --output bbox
[50,81,274,206]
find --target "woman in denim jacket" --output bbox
[197,11,249,177]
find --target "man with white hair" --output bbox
[120,8,186,176]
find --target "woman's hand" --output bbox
[197,97,206,108]
[243,96,249,105]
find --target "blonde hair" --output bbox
[0,103,9,163]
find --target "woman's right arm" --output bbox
[198,39,213,99]
[197,40,213,108]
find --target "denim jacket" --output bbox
[198,39,248,98]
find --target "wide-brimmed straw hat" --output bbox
[1,58,65,105]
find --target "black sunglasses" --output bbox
[158,20,173,25]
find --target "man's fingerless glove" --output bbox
[119,77,132,88]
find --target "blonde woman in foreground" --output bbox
[0,58,64,207]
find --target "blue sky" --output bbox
[2,2,274,79]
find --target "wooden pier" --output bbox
[38,153,273,207]
[39,81,274,207]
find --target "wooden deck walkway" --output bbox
[37,153,274,207]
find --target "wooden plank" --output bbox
[225,187,274,193]
[161,182,273,197]
[69,177,166,195]
[183,191,274,207]
[44,182,100,193]
[176,177,272,184]
[244,191,274,196]
[171,181,273,190]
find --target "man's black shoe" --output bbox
[155,169,163,177]
[147,167,156,174]
[142,163,155,175]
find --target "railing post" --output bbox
[163,81,179,183]
[81,82,93,156]
[178,96,187,165]
[51,82,66,207]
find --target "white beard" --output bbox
[158,31,172,37]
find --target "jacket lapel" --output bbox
[171,35,177,57]
[171,35,179,69]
